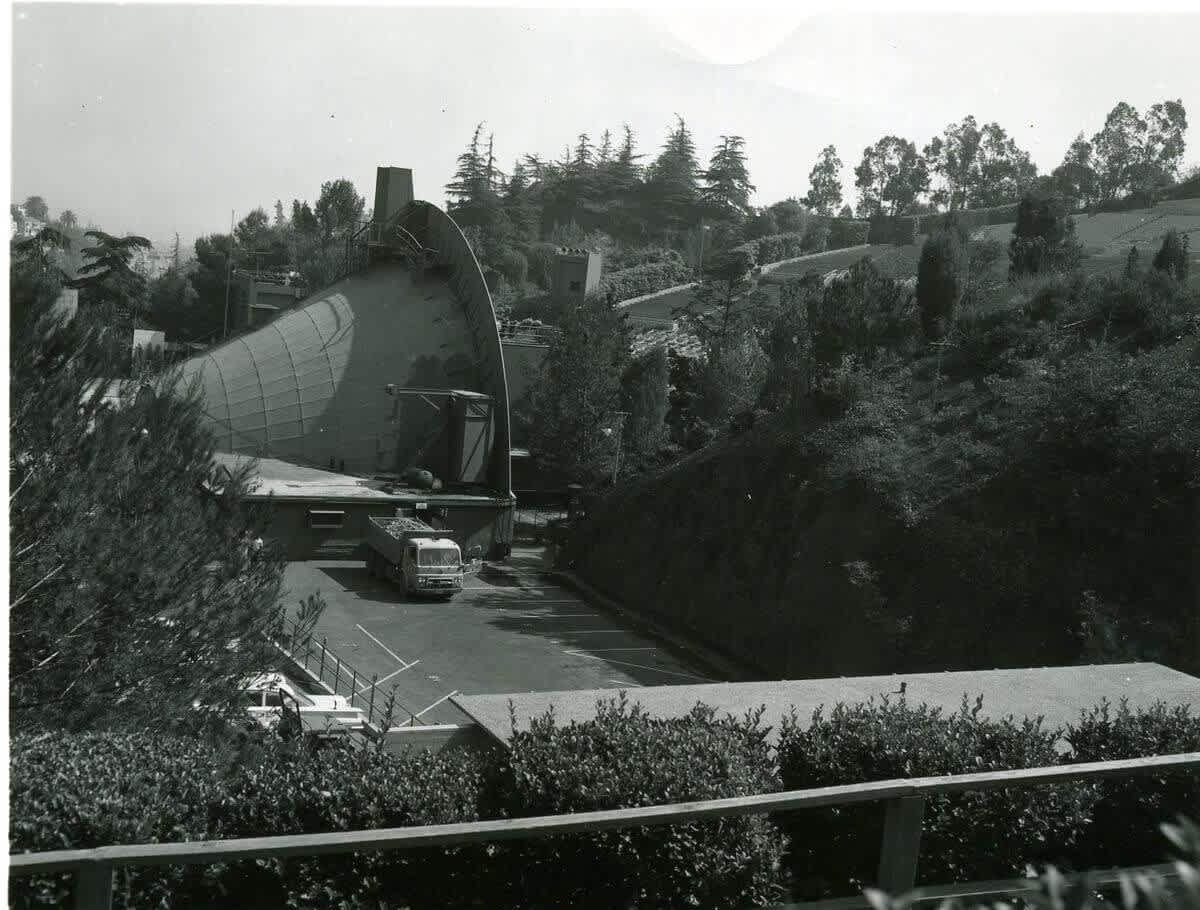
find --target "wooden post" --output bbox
[368,675,377,725]
[333,657,341,693]
[350,669,358,700]
[319,638,327,679]
[74,861,114,910]
[877,796,926,895]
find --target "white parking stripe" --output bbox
[358,660,421,693]
[562,651,714,681]
[355,624,411,668]
[412,690,461,720]
[574,647,657,652]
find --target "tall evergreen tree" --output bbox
[644,115,702,239]
[9,269,321,733]
[701,135,755,221]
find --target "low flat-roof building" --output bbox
[454,662,1200,750]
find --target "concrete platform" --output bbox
[453,662,1200,748]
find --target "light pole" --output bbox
[601,411,630,486]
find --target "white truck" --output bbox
[239,672,365,737]
[365,513,466,598]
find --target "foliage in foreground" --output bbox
[8,269,314,735]
[777,694,1097,897]
[11,697,1197,909]
[868,816,1200,910]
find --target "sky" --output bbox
[10,5,1200,252]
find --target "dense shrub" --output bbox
[828,218,871,248]
[523,242,560,290]
[482,696,789,910]
[212,740,488,909]
[917,229,966,340]
[1066,699,1200,868]
[867,215,896,245]
[608,245,684,272]
[1009,191,1082,279]
[10,733,227,908]
[802,220,831,252]
[1059,270,1198,352]
[893,217,917,246]
[492,246,529,288]
[745,232,808,266]
[9,733,488,910]
[776,696,1097,898]
[597,261,693,302]
[1153,228,1191,281]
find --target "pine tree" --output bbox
[1008,189,1081,279]
[701,135,755,221]
[445,123,488,209]
[644,115,702,238]
[171,233,182,271]
[598,129,614,164]
[9,270,321,733]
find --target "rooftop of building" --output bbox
[454,662,1200,749]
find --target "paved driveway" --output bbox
[280,558,715,727]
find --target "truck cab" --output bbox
[400,537,464,597]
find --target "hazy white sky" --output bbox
[10,6,1200,251]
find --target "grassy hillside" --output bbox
[569,229,1200,681]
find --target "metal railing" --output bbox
[9,752,1197,910]
[271,616,421,731]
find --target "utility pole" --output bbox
[222,209,235,340]
[608,411,630,486]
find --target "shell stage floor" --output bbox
[280,552,716,727]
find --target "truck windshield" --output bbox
[418,548,459,567]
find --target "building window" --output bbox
[568,280,582,292]
[308,509,346,529]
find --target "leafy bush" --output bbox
[9,733,488,909]
[893,217,917,246]
[950,303,1026,380]
[9,733,226,908]
[597,261,693,302]
[917,229,966,340]
[776,695,1097,898]
[608,245,684,272]
[1153,229,1191,282]
[482,695,789,910]
[1059,270,1198,352]
[868,215,896,245]
[1009,191,1082,279]
[492,246,529,288]
[802,220,831,252]
[1066,699,1200,868]
[211,740,488,909]
[523,242,560,290]
[829,218,871,248]
[868,816,1200,910]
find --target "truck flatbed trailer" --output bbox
[365,514,464,598]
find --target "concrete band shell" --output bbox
[176,201,512,496]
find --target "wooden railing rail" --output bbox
[10,752,1198,910]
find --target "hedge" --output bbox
[776,695,1097,898]
[828,218,871,248]
[1066,699,1200,868]
[10,698,1197,908]
[597,261,694,302]
[480,696,789,909]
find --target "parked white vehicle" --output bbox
[240,672,365,735]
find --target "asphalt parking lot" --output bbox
[280,555,716,727]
